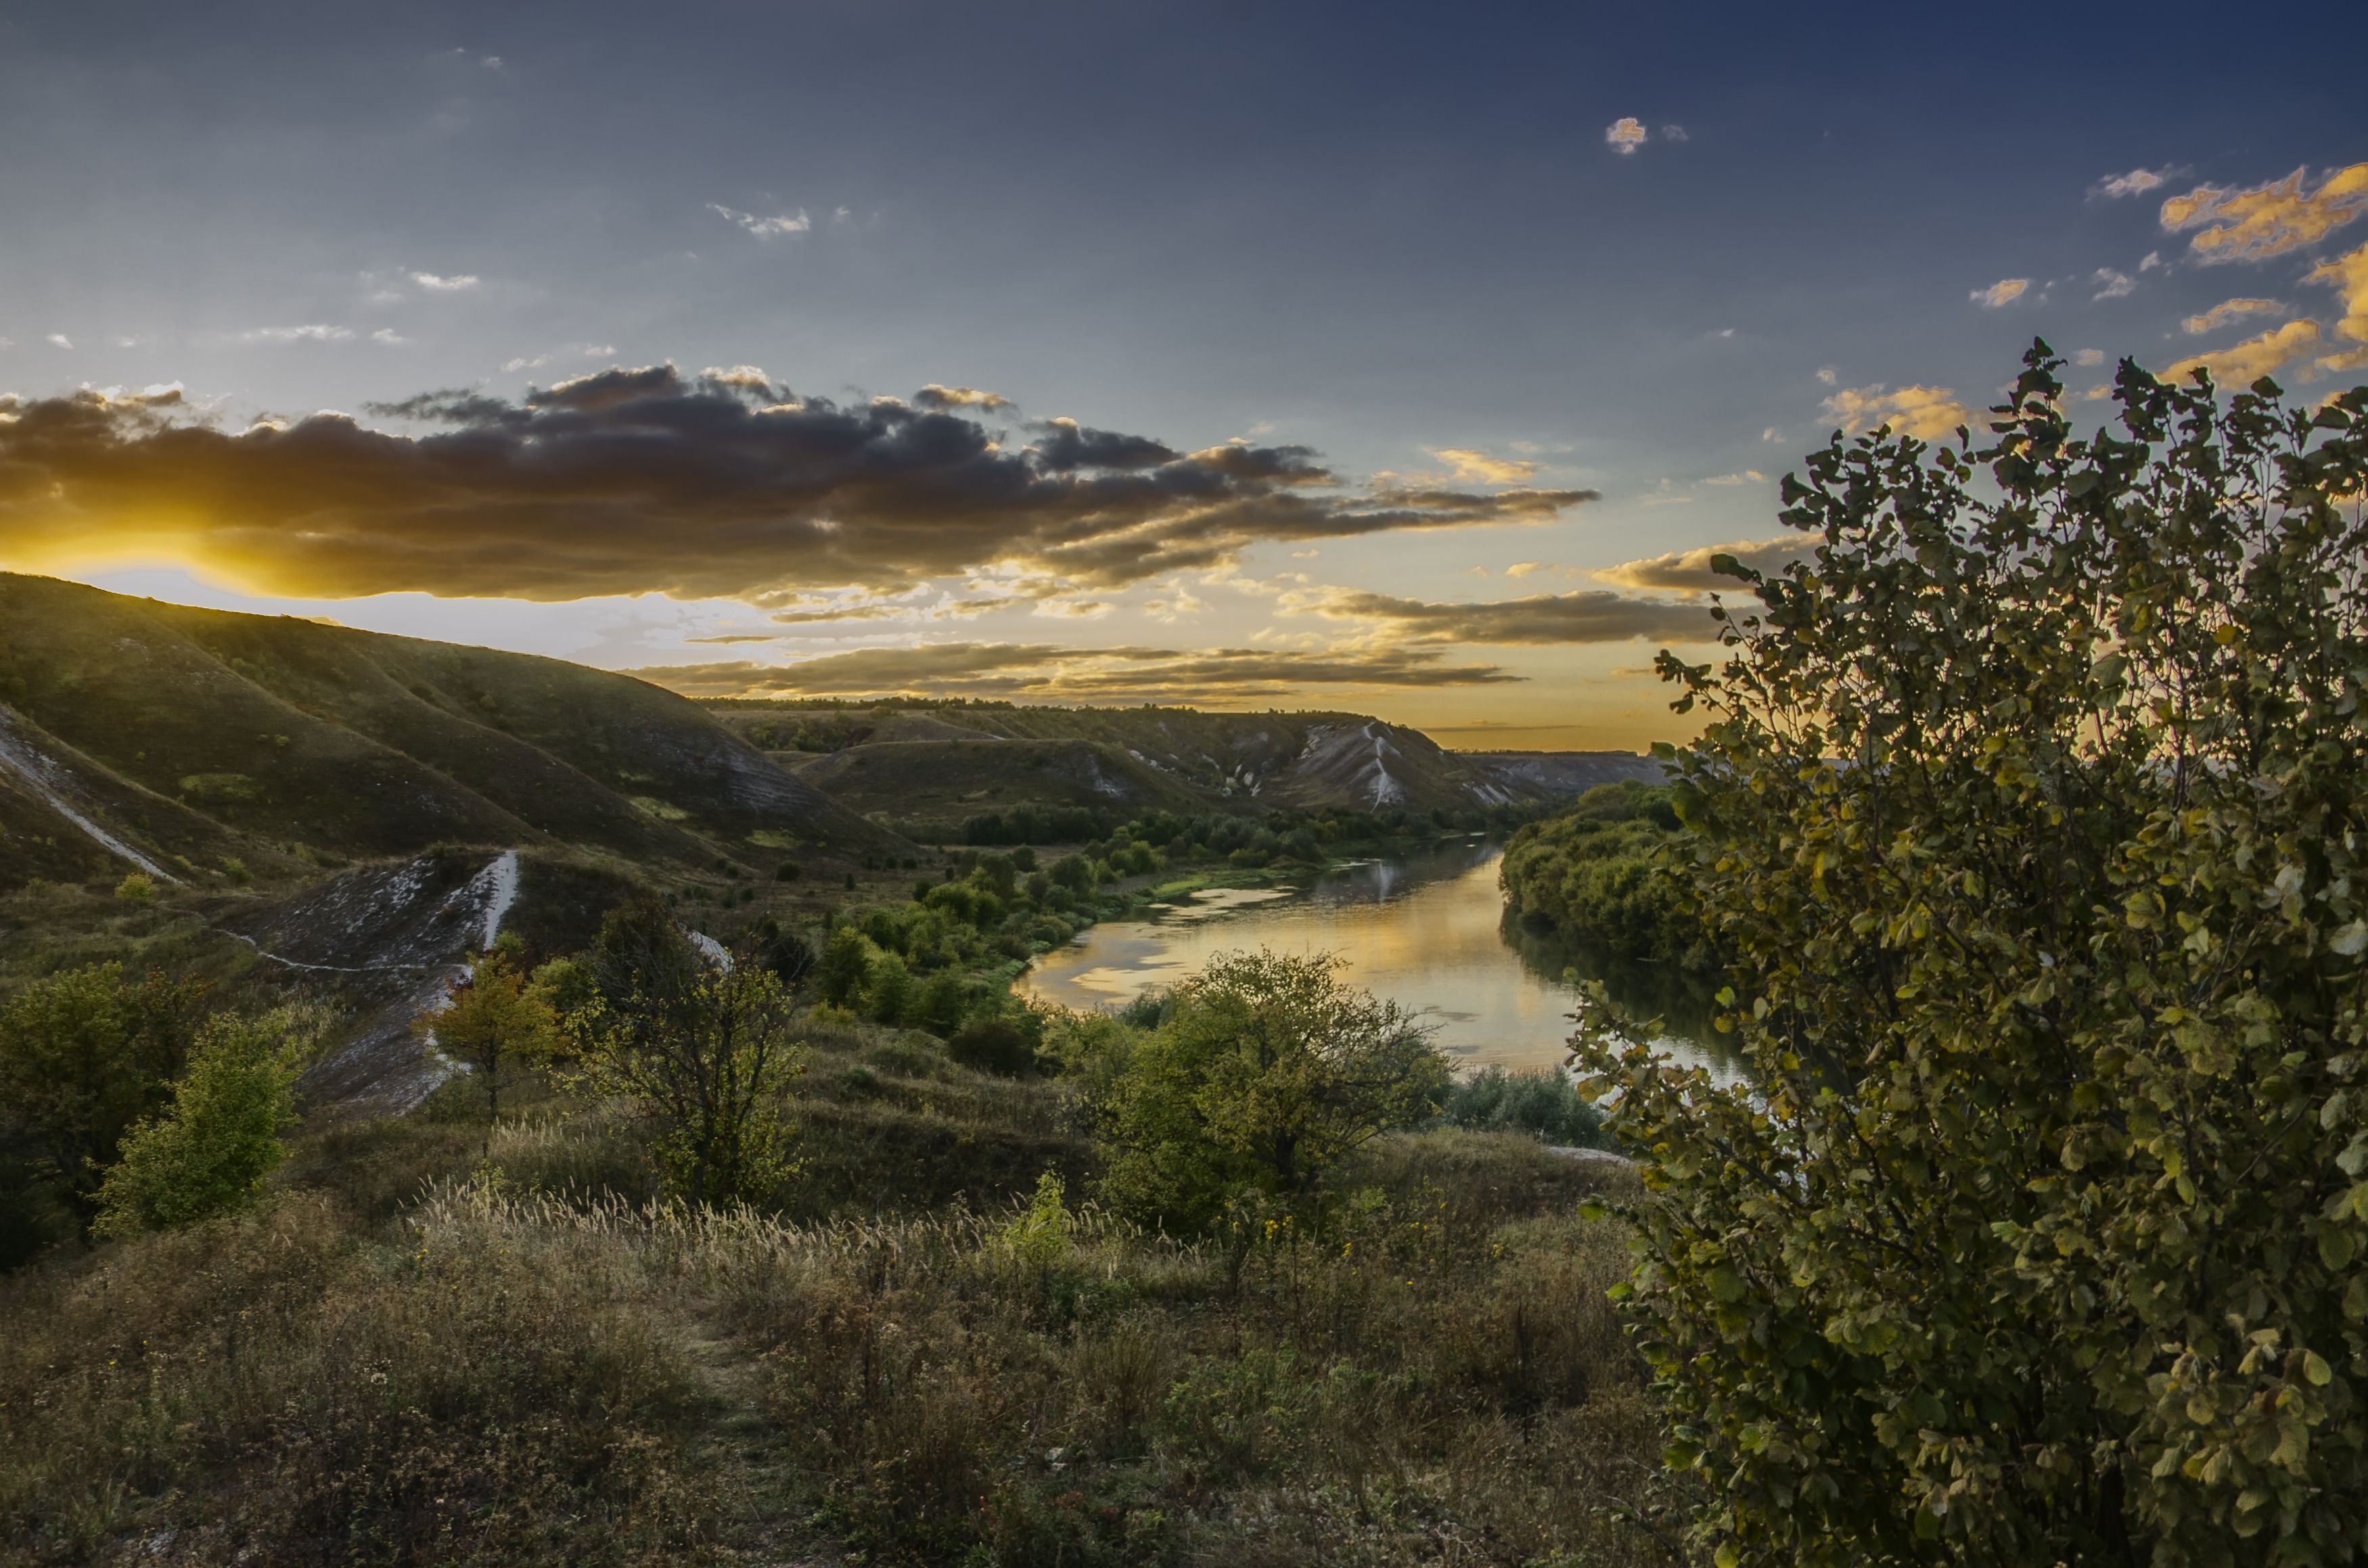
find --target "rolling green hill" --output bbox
[0,573,896,892]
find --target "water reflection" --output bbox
[1016,837,1733,1077]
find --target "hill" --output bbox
[0,573,896,893]
[704,699,1663,836]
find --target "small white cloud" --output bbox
[1760,427,1780,441]
[1660,124,1689,143]
[1814,367,1836,385]
[110,335,141,348]
[1505,561,1543,578]
[2091,267,2135,300]
[46,333,72,349]
[0,336,14,349]
[2139,250,2164,272]
[581,342,615,357]
[1703,469,1767,486]
[1714,327,1735,338]
[480,55,503,68]
[371,327,406,345]
[708,202,812,236]
[2075,348,2105,366]
[1603,117,1647,156]
[409,271,480,292]
[2094,168,2170,199]
[1288,549,1319,559]
[240,324,353,344]
[1971,277,2031,308]
[503,354,551,372]
[832,206,851,223]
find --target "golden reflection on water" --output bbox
[1016,839,1721,1076]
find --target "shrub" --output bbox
[1096,949,1451,1229]
[1438,1065,1602,1147]
[93,1011,307,1237]
[112,871,157,902]
[947,1015,1039,1077]
[1580,351,2368,1563]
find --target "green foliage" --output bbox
[566,900,806,1206]
[0,962,208,1209]
[1437,1065,1603,1147]
[947,1013,1040,1076]
[1580,350,2368,1564]
[1499,783,1710,973]
[420,941,560,1155]
[817,924,869,1007]
[112,871,158,902]
[997,1170,1076,1266]
[92,1010,309,1237]
[1095,949,1451,1230]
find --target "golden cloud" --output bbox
[1970,279,2030,308]
[914,384,1014,411]
[1277,586,1716,645]
[2181,298,2285,335]
[1819,384,1972,441]
[0,369,1597,602]
[2160,163,2368,263]
[2160,319,2323,388]
[1591,536,1804,593]
[1604,118,1647,156]
[629,641,1520,701]
[1428,447,1539,484]
[2304,242,2368,374]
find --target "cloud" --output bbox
[1819,384,1972,440]
[1591,536,1804,593]
[708,203,812,236]
[45,334,72,350]
[2181,297,2285,335]
[1604,118,1647,156]
[371,328,406,345]
[1660,124,1689,143]
[2075,348,2106,366]
[409,272,480,292]
[1971,278,2030,308]
[2095,168,2171,199]
[2091,268,2135,300]
[1701,469,1766,486]
[239,324,354,344]
[1503,561,1541,578]
[2304,242,2368,373]
[1814,367,1836,385]
[2160,163,2368,263]
[0,367,1598,601]
[684,633,779,644]
[1281,587,1716,645]
[2139,251,2164,272]
[1427,447,1539,484]
[2159,318,2322,387]
[630,641,1520,701]
[915,384,1013,411]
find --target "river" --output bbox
[1016,837,1728,1077]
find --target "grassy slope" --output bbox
[0,574,901,892]
[0,1022,1674,1567]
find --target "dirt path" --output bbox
[664,1311,847,1567]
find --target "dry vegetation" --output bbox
[0,1017,1677,1567]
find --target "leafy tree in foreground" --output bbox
[0,963,208,1212]
[93,1009,309,1237]
[1099,948,1449,1229]
[565,900,804,1206]
[1578,347,2368,1565]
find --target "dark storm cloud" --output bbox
[0,369,1596,601]
[631,641,1518,700]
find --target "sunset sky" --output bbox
[3,2,2363,750]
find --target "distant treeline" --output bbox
[1498,781,1717,976]
[944,800,1543,849]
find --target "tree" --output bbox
[565,901,805,1206]
[1578,348,2368,1565]
[93,1010,308,1237]
[1098,948,1449,1229]
[418,937,557,1159]
[0,963,208,1212]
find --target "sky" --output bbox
[2,1,2363,751]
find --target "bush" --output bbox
[947,1015,1038,1077]
[1095,949,1451,1230]
[113,871,157,902]
[1581,352,2368,1563]
[1438,1065,1602,1147]
[94,1011,307,1237]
